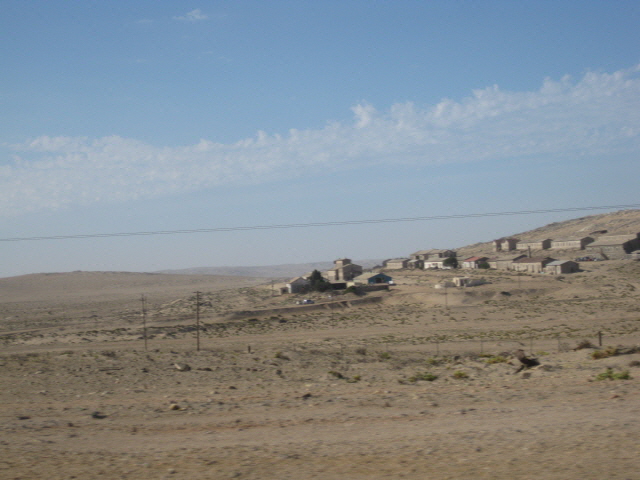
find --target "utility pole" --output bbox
[141,294,148,351]
[195,291,201,352]
[444,283,448,309]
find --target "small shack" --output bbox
[385,258,409,269]
[545,260,580,274]
[462,256,489,269]
[512,256,555,273]
[286,276,310,294]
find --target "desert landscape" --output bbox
[2,211,640,480]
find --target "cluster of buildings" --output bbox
[384,232,640,275]
[285,258,392,294]
[284,232,640,295]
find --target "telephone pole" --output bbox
[195,291,201,352]
[141,294,148,351]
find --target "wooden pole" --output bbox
[141,294,148,352]
[195,291,201,352]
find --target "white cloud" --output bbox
[2,65,639,217]
[173,9,208,22]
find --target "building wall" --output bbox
[551,238,594,250]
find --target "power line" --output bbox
[2,203,639,243]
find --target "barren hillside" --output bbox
[457,208,640,258]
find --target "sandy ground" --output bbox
[1,263,640,479]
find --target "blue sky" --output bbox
[1,1,639,277]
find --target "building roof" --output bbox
[551,237,591,242]
[546,260,576,266]
[411,248,450,255]
[519,238,552,244]
[464,256,488,262]
[514,256,555,263]
[588,234,639,246]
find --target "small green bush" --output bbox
[590,346,618,360]
[484,355,508,364]
[452,370,469,379]
[408,372,438,383]
[594,368,631,381]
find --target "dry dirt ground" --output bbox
[1,263,640,480]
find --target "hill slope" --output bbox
[456,208,640,258]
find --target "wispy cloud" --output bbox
[173,9,208,22]
[2,65,639,217]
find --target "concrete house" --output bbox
[462,256,489,269]
[550,237,594,250]
[517,239,552,251]
[545,260,580,274]
[488,254,527,270]
[411,249,456,261]
[493,237,519,252]
[286,276,310,294]
[512,256,556,273]
[585,234,640,259]
[423,259,447,269]
[407,258,423,269]
[325,258,363,282]
[453,276,487,287]
[385,258,409,269]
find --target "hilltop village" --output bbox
[285,231,640,294]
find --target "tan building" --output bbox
[325,258,363,282]
[285,276,310,294]
[462,256,489,269]
[487,254,526,270]
[545,260,580,274]
[410,249,456,261]
[512,256,555,273]
[385,258,409,269]
[493,237,519,252]
[517,239,552,251]
[585,234,640,259]
[550,237,594,250]
[423,259,447,269]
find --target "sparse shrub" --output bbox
[575,339,595,350]
[378,352,391,360]
[452,370,469,379]
[328,370,344,379]
[274,351,290,360]
[594,368,631,381]
[408,372,438,383]
[355,347,367,356]
[590,346,618,360]
[347,375,361,383]
[629,360,640,367]
[484,355,508,364]
[425,357,442,366]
